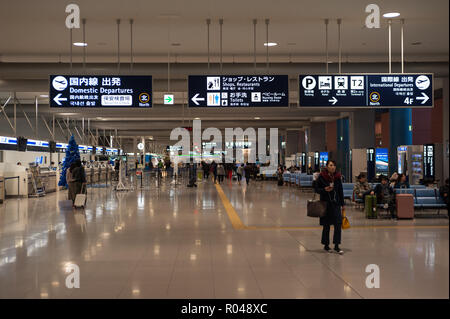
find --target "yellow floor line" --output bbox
[215,184,449,231]
[215,183,246,230]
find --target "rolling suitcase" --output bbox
[396,194,414,219]
[365,195,377,219]
[74,184,87,208]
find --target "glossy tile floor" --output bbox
[0,176,448,299]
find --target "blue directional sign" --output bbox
[49,75,152,107]
[299,74,433,108]
[188,75,289,107]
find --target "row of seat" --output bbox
[395,188,447,209]
[342,183,446,212]
[282,172,313,187]
[342,183,428,200]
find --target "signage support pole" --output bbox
[130,19,134,72]
[325,19,329,73]
[219,19,223,74]
[265,19,269,72]
[117,19,121,73]
[82,118,85,144]
[388,19,392,73]
[35,96,38,138]
[13,92,16,136]
[168,18,171,92]
[206,19,211,71]
[401,19,405,73]
[337,19,342,74]
[52,114,55,140]
[253,19,257,73]
[70,29,73,71]
[82,19,86,71]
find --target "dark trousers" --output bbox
[204,171,209,179]
[245,176,250,184]
[218,175,224,183]
[321,224,341,246]
[237,174,242,182]
[214,173,217,183]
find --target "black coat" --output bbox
[314,174,345,226]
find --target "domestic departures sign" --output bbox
[49,75,153,107]
[299,73,433,108]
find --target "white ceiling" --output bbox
[0,0,448,144]
[0,0,448,62]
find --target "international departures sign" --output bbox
[188,75,289,107]
[49,75,152,107]
[299,73,433,108]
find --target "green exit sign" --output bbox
[164,94,174,105]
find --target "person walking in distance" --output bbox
[237,164,244,185]
[244,162,252,185]
[66,162,77,207]
[314,160,345,254]
[217,164,225,184]
[210,161,218,184]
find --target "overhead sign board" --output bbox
[49,75,152,107]
[188,75,289,107]
[299,73,433,108]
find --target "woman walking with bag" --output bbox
[314,160,345,254]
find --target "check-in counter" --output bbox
[94,167,100,183]
[40,169,57,193]
[0,163,28,197]
[0,176,5,203]
[86,167,93,184]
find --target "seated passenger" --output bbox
[389,172,399,188]
[353,173,374,201]
[439,178,449,216]
[374,175,396,219]
[394,173,410,189]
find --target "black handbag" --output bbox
[307,193,327,218]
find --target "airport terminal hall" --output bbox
[0,0,449,305]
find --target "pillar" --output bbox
[442,78,449,183]
[349,110,375,149]
[336,118,350,181]
[286,130,300,156]
[309,123,326,152]
[389,109,412,174]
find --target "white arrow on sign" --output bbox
[191,93,205,106]
[328,97,338,105]
[416,92,429,104]
[53,93,67,106]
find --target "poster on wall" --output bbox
[376,148,389,176]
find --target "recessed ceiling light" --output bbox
[264,42,277,47]
[73,42,88,47]
[383,12,400,18]
[194,117,200,120]
[254,117,261,120]
[40,94,48,98]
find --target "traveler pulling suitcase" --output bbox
[74,184,87,208]
[396,194,414,219]
[365,195,377,219]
